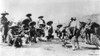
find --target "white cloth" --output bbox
[38,20,44,24]
[70,21,77,27]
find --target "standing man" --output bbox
[0,12,9,43]
[1,12,9,25]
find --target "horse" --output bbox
[83,22,100,45]
[62,21,87,50]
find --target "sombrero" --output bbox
[38,16,44,18]
[26,13,32,17]
[57,24,63,28]
[1,12,9,15]
[10,26,20,29]
[29,21,36,26]
[47,21,53,25]
[22,19,30,25]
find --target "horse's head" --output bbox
[79,21,87,30]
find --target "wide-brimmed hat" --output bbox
[47,21,53,25]
[38,16,44,18]
[29,21,36,26]
[26,13,32,17]
[10,26,19,29]
[22,19,30,25]
[57,24,63,28]
[1,12,9,15]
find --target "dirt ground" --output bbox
[0,37,100,56]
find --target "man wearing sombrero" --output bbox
[0,11,9,25]
[22,13,32,30]
[46,21,54,40]
[0,11,9,42]
[37,16,45,29]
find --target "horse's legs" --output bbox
[86,33,89,43]
[88,33,91,43]
[71,36,76,50]
[76,36,80,49]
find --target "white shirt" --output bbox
[70,21,77,27]
[70,21,80,29]
[38,19,44,24]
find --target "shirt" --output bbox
[38,20,44,24]
[1,16,8,24]
[70,21,77,27]
[70,21,80,29]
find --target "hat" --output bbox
[1,12,9,15]
[10,26,19,29]
[29,21,36,26]
[38,16,44,18]
[26,13,32,17]
[57,24,63,28]
[47,21,53,25]
[22,19,30,25]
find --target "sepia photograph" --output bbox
[0,0,100,56]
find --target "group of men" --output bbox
[0,12,54,47]
[0,11,99,50]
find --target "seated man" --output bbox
[29,21,37,43]
[37,16,45,29]
[46,21,54,40]
[55,24,63,39]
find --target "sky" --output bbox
[0,0,100,25]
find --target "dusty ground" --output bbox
[0,37,100,56]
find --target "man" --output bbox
[22,13,32,30]
[29,21,37,43]
[68,17,81,50]
[37,16,45,29]
[68,17,78,35]
[1,12,8,25]
[46,21,54,40]
[26,13,32,21]
[0,12,9,43]
[55,24,63,39]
